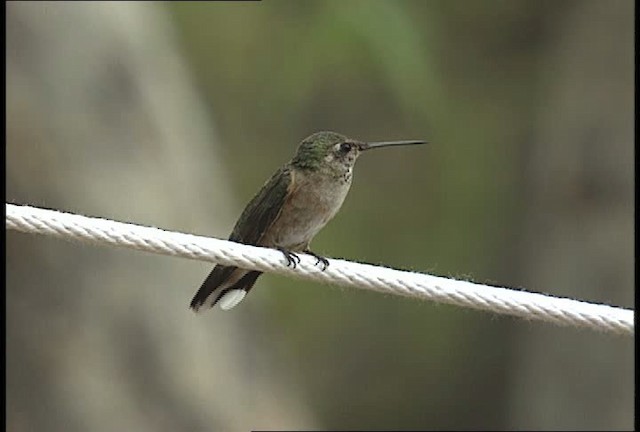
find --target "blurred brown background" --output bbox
[6,1,633,431]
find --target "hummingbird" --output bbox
[190,131,426,312]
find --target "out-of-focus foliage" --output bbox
[166,1,632,430]
[6,1,632,430]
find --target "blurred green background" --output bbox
[7,1,633,431]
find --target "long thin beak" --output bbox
[359,140,427,151]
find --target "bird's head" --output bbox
[291,131,425,174]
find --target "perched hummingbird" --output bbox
[190,131,425,312]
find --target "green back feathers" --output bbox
[229,166,292,245]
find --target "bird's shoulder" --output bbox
[229,165,295,244]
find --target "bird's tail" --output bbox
[190,265,262,312]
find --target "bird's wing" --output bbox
[229,165,293,245]
[189,167,293,312]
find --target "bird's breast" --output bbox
[263,169,352,250]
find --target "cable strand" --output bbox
[5,203,634,336]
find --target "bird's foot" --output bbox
[278,247,301,268]
[304,249,330,271]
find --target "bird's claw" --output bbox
[278,247,301,268]
[304,249,330,271]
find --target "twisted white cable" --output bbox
[6,203,634,336]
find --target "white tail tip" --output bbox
[218,289,246,311]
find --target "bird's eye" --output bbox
[339,142,352,153]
